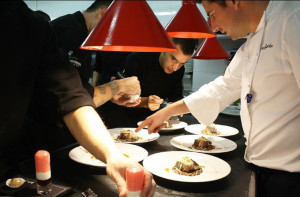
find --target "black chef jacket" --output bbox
[94,51,130,85]
[124,52,184,101]
[0,1,94,178]
[97,52,184,128]
[51,11,94,96]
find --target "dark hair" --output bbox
[196,0,227,7]
[172,38,197,55]
[86,0,113,12]
[35,10,51,22]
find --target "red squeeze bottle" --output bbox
[126,165,144,197]
[35,150,52,195]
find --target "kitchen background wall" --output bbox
[25,0,246,96]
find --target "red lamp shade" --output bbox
[80,0,177,52]
[192,37,230,59]
[165,0,215,38]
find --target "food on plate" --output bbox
[6,177,25,188]
[172,156,202,176]
[162,120,173,128]
[116,129,139,142]
[201,124,220,135]
[192,136,215,151]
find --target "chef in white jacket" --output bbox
[137,1,300,196]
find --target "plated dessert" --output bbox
[109,128,160,144]
[185,124,239,137]
[143,151,231,182]
[201,124,220,135]
[162,120,173,128]
[170,135,237,154]
[172,156,202,176]
[116,129,140,142]
[137,120,187,132]
[192,136,215,151]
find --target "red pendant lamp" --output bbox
[192,37,230,59]
[80,0,176,52]
[165,0,215,38]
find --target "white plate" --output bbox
[137,121,188,132]
[185,124,239,137]
[143,151,231,182]
[69,143,148,167]
[170,135,237,153]
[109,128,159,143]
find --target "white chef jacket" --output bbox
[184,1,300,172]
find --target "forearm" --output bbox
[164,100,190,117]
[63,106,122,163]
[93,80,120,107]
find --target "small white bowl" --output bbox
[128,94,140,103]
[6,178,26,188]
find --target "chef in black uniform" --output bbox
[98,38,196,128]
[27,0,142,151]
[51,0,140,107]
[0,2,155,196]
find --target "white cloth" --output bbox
[184,1,300,172]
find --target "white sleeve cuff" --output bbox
[183,84,220,125]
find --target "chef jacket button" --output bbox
[246,94,253,103]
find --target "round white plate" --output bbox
[109,128,159,143]
[185,124,239,137]
[143,151,231,182]
[170,135,237,153]
[137,121,188,132]
[69,143,148,167]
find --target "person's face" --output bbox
[159,44,191,74]
[202,1,249,40]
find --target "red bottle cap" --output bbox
[126,165,144,192]
[35,150,50,173]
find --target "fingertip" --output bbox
[142,172,156,197]
[136,124,144,132]
[115,177,127,197]
[118,188,127,197]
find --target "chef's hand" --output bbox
[136,108,171,133]
[106,155,156,197]
[117,76,141,96]
[111,93,141,107]
[148,95,164,111]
